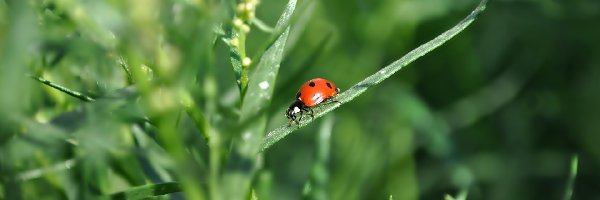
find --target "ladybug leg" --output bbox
[298,109,305,123]
[330,95,341,103]
[288,114,295,126]
[306,107,314,120]
[299,107,313,120]
[288,109,301,127]
[332,97,340,103]
[322,97,340,105]
[289,114,301,127]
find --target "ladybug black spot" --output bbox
[326,82,332,89]
[309,82,316,87]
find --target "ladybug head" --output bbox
[286,100,304,120]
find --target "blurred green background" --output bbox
[1,0,599,199]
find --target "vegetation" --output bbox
[1,0,599,199]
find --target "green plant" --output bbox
[0,0,501,199]
[261,0,488,151]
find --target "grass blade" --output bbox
[444,189,468,200]
[222,0,297,199]
[28,74,95,102]
[239,0,296,122]
[17,159,76,181]
[108,182,180,200]
[302,116,334,200]
[260,0,488,152]
[563,154,578,200]
[248,0,314,68]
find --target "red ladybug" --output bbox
[286,78,339,125]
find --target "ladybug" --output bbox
[286,78,340,125]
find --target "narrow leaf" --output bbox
[221,0,297,199]
[28,74,95,102]
[260,0,488,152]
[109,182,180,200]
[239,0,297,135]
[563,154,579,200]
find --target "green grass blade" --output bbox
[248,0,313,68]
[239,0,297,139]
[444,189,468,200]
[563,154,578,200]
[108,182,180,200]
[260,0,488,152]
[221,0,297,199]
[303,116,334,200]
[17,159,76,181]
[28,74,95,102]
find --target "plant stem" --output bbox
[27,74,95,102]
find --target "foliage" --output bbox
[1,0,599,199]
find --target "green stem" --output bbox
[27,74,95,102]
[251,18,274,33]
[239,29,249,97]
[117,56,134,84]
[182,99,223,200]
[183,105,211,143]
[228,25,250,101]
